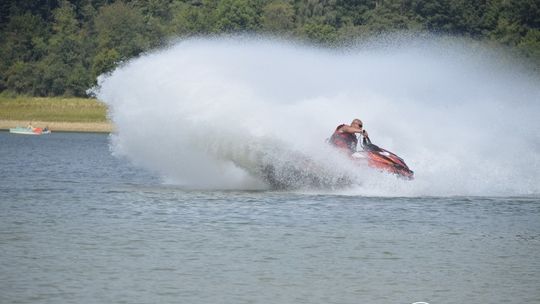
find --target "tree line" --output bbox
[1,0,539,97]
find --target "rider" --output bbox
[329,118,368,155]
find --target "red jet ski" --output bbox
[353,135,414,180]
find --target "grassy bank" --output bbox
[0,96,108,122]
[0,96,112,132]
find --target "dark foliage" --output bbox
[1,0,538,96]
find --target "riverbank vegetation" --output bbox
[1,0,539,97]
[0,96,107,122]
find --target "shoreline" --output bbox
[0,120,113,133]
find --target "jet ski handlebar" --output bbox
[361,130,371,145]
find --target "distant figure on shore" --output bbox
[328,118,369,155]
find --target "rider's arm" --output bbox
[339,125,363,134]
[339,126,369,138]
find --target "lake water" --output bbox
[1,131,539,304]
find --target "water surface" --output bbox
[1,132,539,304]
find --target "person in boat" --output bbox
[27,123,35,131]
[329,118,368,155]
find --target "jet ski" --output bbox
[242,132,413,189]
[352,135,414,180]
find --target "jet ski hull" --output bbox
[360,142,414,179]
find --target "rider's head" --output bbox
[351,119,363,129]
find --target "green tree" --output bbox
[40,0,90,96]
[299,22,338,43]
[295,0,339,27]
[4,61,36,94]
[517,29,540,67]
[262,0,295,33]
[361,0,414,34]
[491,17,524,46]
[170,1,213,35]
[0,13,49,93]
[2,0,540,96]
[92,1,161,76]
[132,0,172,37]
[213,0,260,32]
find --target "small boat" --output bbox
[9,127,51,135]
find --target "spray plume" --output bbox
[94,36,540,196]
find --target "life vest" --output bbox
[329,124,358,153]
